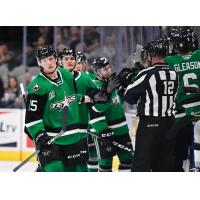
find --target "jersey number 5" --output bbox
[29,100,38,111]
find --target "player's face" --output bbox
[99,64,112,78]
[40,55,57,74]
[61,55,76,71]
[74,61,85,72]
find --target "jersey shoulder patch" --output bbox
[27,75,47,95]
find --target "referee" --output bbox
[124,40,179,172]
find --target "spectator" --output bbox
[0,42,16,71]
[34,36,47,49]
[67,26,81,50]
[0,77,5,107]
[84,26,100,53]
[1,75,23,108]
[16,43,37,67]
[56,33,67,52]
[38,27,53,44]
[28,26,53,45]
[24,70,33,85]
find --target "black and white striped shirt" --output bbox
[124,63,178,117]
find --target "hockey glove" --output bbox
[35,132,60,166]
[118,68,136,88]
[35,132,52,150]
[96,129,116,159]
[106,73,121,94]
[92,91,109,103]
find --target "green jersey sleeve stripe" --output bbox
[90,116,106,124]
[25,119,43,128]
[175,113,186,118]
[125,74,147,95]
[79,129,88,133]
[108,121,127,129]
[92,106,103,113]
[47,129,80,137]
[183,101,200,108]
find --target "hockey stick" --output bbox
[189,126,197,172]
[20,83,27,106]
[13,150,40,172]
[13,92,68,172]
[87,131,134,155]
[13,83,39,172]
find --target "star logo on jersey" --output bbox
[50,95,76,111]
[33,84,40,92]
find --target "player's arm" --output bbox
[25,91,48,140]
[124,73,147,104]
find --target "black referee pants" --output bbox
[132,116,175,172]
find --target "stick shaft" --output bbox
[87,131,133,153]
[20,83,27,105]
[13,150,39,172]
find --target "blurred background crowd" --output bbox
[0,26,199,109]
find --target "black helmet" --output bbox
[76,51,86,62]
[192,33,199,51]
[168,27,194,54]
[145,40,168,58]
[60,47,76,59]
[166,28,182,54]
[177,28,194,53]
[93,57,110,71]
[160,34,174,55]
[36,46,57,65]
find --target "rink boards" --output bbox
[0,109,138,164]
[0,109,36,162]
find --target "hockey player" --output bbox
[75,52,99,172]
[125,40,178,171]
[90,57,133,172]
[117,48,148,97]
[59,48,101,171]
[74,51,87,72]
[25,46,88,172]
[165,28,200,171]
[85,59,97,80]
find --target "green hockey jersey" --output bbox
[25,67,81,145]
[165,49,200,116]
[89,79,129,136]
[85,71,97,80]
[73,71,97,139]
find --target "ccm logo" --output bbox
[101,132,112,137]
[67,153,80,159]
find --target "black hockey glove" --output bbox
[106,73,121,94]
[86,88,109,104]
[92,91,109,103]
[35,132,52,150]
[118,68,136,88]
[35,132,60,166]
[97,129,116,159]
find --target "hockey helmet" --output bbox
[93,57,110,71]
[145,40,168,58]
[60,47,76,59]
[36,46,57,65]
[76,51,86,62]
